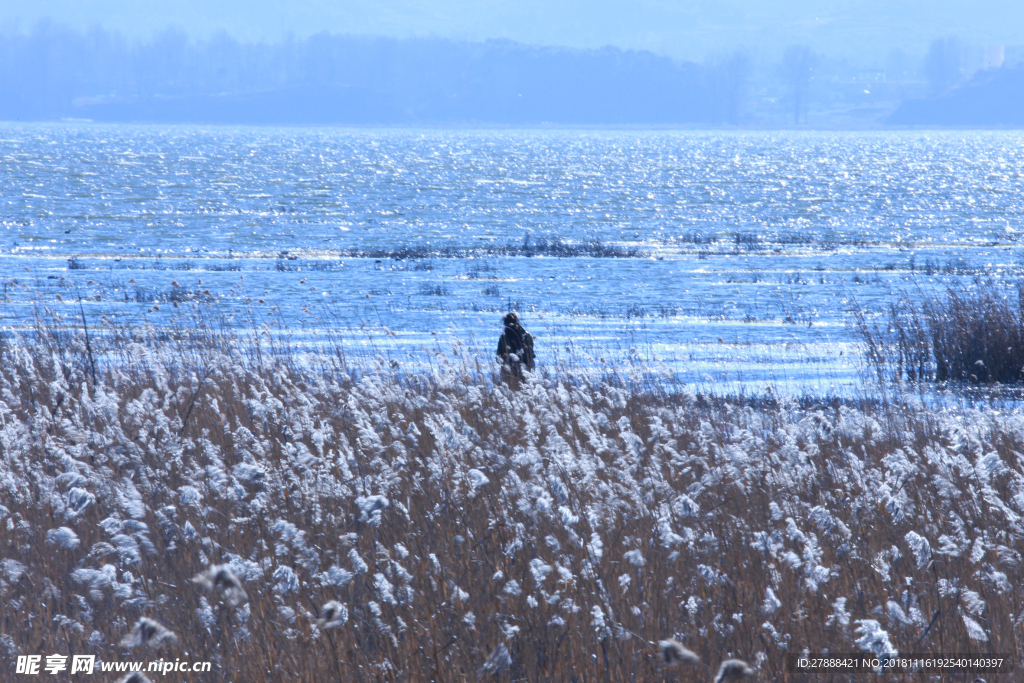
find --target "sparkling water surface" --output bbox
[3,124,1024,393]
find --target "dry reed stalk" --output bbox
[858,282,1024,385]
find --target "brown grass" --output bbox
[1,314,1022,682]
[857,282,1024,385]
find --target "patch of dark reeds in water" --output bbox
[566,302,685,319]
[205,262,243,272]
[857,282,1024,384]
[465,262,497,279]
[118,284,217,305]
[417,283,452,296]
[343,236,648,260]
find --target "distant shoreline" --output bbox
[6,119,1024,131]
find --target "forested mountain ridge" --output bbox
[0,28,729,124]
[3,0,1023,61]
[3,23,1022,126]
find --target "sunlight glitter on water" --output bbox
[3,125,1024,392]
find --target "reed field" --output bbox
[1,308,1022,682]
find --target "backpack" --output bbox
[520,330,535,370]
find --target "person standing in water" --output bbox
[497,312,535,375]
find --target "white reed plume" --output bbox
[118,672,152,683]
[120,617,178,648]
[658,639,700,667]
[480,643,512,676]
[192,564,248,606]
[46,526,81,549]
[355,495,389,525]
[714,659,755,683]
[315,601,348,629]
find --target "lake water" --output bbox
[3,124,1024,393]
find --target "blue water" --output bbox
[3,124,1024,392]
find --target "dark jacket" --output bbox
[497,324,535,370]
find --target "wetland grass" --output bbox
[0,315,1021,681]
[858,282,1024,385]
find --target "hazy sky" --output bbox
[4,0,1024,60]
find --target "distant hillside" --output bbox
[888,64,1024,126]
[0,28,733,125]
[3,0,1024,62]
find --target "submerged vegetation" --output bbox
[0,316,1022,681]
[341,236,649,260]
[857,282,1024,385]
